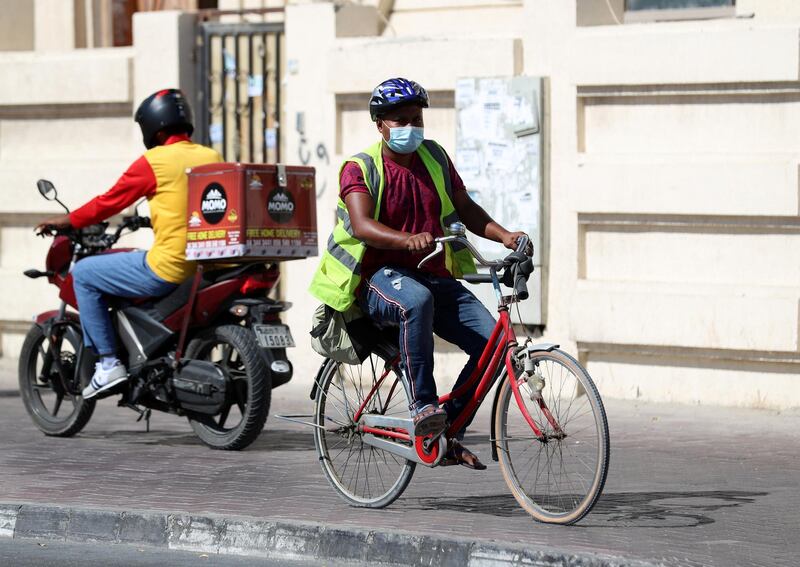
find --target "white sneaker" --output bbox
[82,361,128,399]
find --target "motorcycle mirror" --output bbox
[37,179,57,200]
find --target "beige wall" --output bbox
[2,1,799,409]
[280,0,800,409]
[0,0,35,51]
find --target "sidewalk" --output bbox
[0,358,17,395]
[0,371,798,566]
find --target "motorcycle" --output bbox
[18,179,295,450]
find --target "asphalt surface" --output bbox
[0,381,798,566]
[0,538,348,566]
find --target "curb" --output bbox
[0,502,657,567]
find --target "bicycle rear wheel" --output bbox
[313,355,415,508]
[494,348,609,524]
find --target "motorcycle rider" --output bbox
[35,89,222,400]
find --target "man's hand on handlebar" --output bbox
[501,230,533,255]
[405,232,435,253]
[35,214,71,236]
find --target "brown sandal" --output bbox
[440,440,487,470]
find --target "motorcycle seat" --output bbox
[111,264,267,322]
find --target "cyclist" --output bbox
[310,77,528,470]
[35,89,222,400]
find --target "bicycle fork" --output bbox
[507,343,566,441]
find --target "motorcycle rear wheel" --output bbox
[18,323,95,437]
[185,325,271,450]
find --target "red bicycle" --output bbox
[309,227,609,525]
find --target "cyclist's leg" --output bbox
[430,277,496,438]
[358,267,438,412]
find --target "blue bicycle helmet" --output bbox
[369,77,429,122]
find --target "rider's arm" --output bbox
[344,193,433,252]
[340,162,433,252]
[68,156,157,229]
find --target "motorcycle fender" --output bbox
[260,345,293,389]
[489,343,560,461]
[35,310,80,326]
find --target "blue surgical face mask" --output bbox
[385,126,424,154]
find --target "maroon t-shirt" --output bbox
[340,149,466,282]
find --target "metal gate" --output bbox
[196,21,283,163]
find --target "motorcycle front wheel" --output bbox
[18,322,95,437]
[184,325,271,450]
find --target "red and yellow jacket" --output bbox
[69,135,222,284]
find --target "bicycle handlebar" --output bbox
[417,233,534,300]
[417,234,532,271]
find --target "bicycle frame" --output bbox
[355,305,564,466]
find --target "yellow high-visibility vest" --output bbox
[309,139,477,312]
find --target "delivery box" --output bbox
[185,163,318,262]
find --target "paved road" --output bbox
[0,385,798,566]
[0,538,347,566]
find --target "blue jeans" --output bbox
[72,251,178,357]
[358,266,496,433]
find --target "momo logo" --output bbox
[201,183,227,224]
[249,173,263,190]
[267,188,295,224]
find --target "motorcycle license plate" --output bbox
[253,324,295,348]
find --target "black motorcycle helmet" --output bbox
[134,88,194,149]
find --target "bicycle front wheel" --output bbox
[313,355,416,508]
[494,348,609,524]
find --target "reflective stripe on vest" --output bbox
[308,139,476,311]
[326,207,360,274]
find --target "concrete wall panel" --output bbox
[582,96,800,154]
[0,49,133,106]
[0,117,136,162]
[0,0,35,51]
[327,37,521,94]
[587,356,800,409]
[574,24,800,85]
[583,229,800,287]
[572,281,799,352]
[388,0,524,37]
[574,158,800,216]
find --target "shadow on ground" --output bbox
[78,427,318,451]
[405,490,768,528]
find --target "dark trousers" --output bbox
[358,266,496,436]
